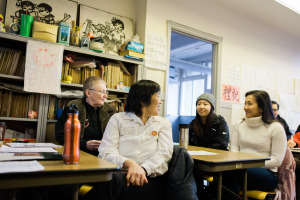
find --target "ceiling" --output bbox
[170,31,212,73]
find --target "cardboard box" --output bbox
[32,21,58,43]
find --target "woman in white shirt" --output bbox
[223,90,286,199]
[86,80,173,200]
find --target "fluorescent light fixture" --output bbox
[275,0,300,14]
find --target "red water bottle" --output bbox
[63,104,80,164]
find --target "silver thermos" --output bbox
[179,124,189,149]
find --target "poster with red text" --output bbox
[24,40,63,95]
[222,84,240,103]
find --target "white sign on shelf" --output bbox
[24,40,63,95]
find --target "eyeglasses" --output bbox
[89,89,109,96]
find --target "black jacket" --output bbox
[296,125,300,134]
[188,115,229,150]
[165,145,198,200]
[277,115,292,140]
[55,98,116,155]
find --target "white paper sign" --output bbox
[145,33,167,70]
[24,40,63,95]
[227,64,240,86]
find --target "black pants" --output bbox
[82,171,166,200]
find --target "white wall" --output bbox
[143,0,300,130]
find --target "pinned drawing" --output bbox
[79,5,134,55]
[4,0,77,29]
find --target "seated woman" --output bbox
[86,80,173,200]
[189,93,229,199]
[189,93,229,150]
[223,90,286,199]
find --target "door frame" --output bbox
[165,21,223,115]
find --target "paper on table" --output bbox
[0,160,45,174]
[0,146,58,153]
[0,153,44,161]
[7,143,62,148]
[188,151,218,156]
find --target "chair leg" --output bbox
[222,185,242,200]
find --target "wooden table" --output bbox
[291,148,300,157]
[188,145,270,200]
[0,148,119,200]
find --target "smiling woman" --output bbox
[222,90,287,199]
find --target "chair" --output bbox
[240,147,296,200]
[239,190,276,200]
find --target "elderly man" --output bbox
[55,76,116,156]
[272,100,292,140]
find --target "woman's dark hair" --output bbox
[245,90,275,124]
[125,80,160,116]
[193,109,217,138]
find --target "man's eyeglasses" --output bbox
[89,89,109,96]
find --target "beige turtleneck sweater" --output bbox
[231,116,287,172]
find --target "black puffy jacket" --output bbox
[189,115,229,150]
[165,145,198,200]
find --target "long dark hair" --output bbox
[245,90,275,124]
[124,80,160,116]
[193,109,217,138]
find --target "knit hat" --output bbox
[196,93,216,110]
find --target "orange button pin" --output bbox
[152,131,157,136]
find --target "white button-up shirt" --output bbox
[99,112,173,177]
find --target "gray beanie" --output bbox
[196,93,216,110]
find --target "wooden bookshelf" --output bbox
[0,117,38,122]
[0,32,143,142]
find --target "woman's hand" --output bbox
[287,140,297,148]
[123,160,148,187]
[86,140,102,151]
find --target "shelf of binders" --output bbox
[0,32,143,142]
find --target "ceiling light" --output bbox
[275,0,300,14]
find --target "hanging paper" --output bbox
[222,84,240,103]
[24,40,63,95]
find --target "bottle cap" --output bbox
[68,104,79,114]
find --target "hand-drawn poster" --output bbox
[4,0,77,30]
[79,5,134,55]
[222,84,240,103]
[24,40,63,95]
[145,32,167,70]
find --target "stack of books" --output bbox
[119,41,145,61]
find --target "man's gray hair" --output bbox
[83,76,106,98]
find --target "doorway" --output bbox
[166,21,222,142]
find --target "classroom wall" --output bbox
[143,0,300,133]
[1,0,300,133]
